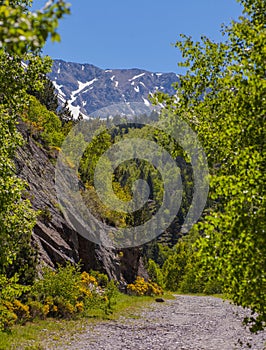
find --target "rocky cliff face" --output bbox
[15,121,143,285]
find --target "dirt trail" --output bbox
[54,295,266,350]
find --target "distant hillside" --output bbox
[49,59,179,118]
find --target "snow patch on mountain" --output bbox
[129,73,145,81]
[77,79,98,93]
[142,97,150,106]
[82,86,94,94]
[49,60,179,118]
[53,81,66,103]
[68,104,80,118]
[67,79,98,118]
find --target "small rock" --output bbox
[155,298,165,302]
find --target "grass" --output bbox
[0,292,174,350]
[0,319,86,350]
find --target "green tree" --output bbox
[26,95,64,148]
[162,240,189,291]
[0,0,70,281]
[28,77,59,113]
[146,258,165,287]
[154,0,265,331]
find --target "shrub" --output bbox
[179,260,223,295]
[146,259,165,288]
[0,274,30,331]
[27,300,47,320]
[24,96,64,148]
[0,304,17,332]
[103,280,119,314]
[89,270,109,288]
[12,299,30,324]
[30,264,81,305]
[27,264,112,320]
[0,266,119,330]
[179,263,205,294]
[127,277,163,296]
[28,264,83,319]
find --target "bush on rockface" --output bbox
[23,96,65,148]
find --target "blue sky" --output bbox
[33,0,243,73]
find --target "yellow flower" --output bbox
[75,302,84,312]
[43,304,50,316]
[81,272,98,286]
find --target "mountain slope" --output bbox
[49,59,179,118]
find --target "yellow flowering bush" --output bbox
[75,302,84,313]
[0,266,119,331]
[12,300,30,324]
[0,274,30,331]
[78,285,93,298]
[81,271,98,286]
[127,277,163,296]
[42,304,50,317]
[0,304,17,332]
[26,264,116,320]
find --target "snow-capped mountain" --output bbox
[49,59,179,118]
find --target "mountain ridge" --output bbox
[49,59,179,118]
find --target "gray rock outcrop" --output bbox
[15,121,143,285]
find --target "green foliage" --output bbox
[0,274,30,331]
[154,0,266,331]
[162,240,190,291]
[77,120,193,245]
[27,264,115,320]
[0,0,70,55]
[29,78,59,113]
[0,0,70,332]
[145,232,223,294]
[0,111,38,282]
[29,264,82,309]
[178,263,204,294]
[79,126,113,184]
[24,95,64,148]
[146,259,165,287]
[103,280,119,314]
[0,264,117,332]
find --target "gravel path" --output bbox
[55,295,266,350]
